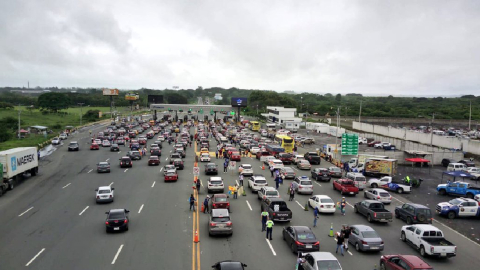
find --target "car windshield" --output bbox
[300,181,312,185]
[361,231,380,238]
[266,191,278,196]
[297,232,316,240]
[320,198,334,203]
[131,152,140,156]
[215,197,227,202]
[121,158,130,162]
[379,192,390,197]
[98,163,109,167]
[149,157,159,160]
[330,167,341,172]
[108,212,125,219]
[165,172,176,176]
[98,190,111,194]
[242,165,252,169]
[449,199,462,205]
[317,260,342,270]
[355,176,366,182]
[255,180,267,184]
[210,180,223,185]
[212,217,230,222]
[207,164,217,168]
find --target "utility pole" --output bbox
[469,101,472,130]
[334,107,340,160]
[256,105,259,115]
[359,100,362,122]
[18,105,22,139]
[301,96,303,112]
[78,103,85,126]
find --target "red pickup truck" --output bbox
[333,179,359,196]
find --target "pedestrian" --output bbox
[261,210,269,231]
[270,166,274,177]
[224,161,228,173]
[239,174,244,186]
[336,233,345,256]
[203,196,210,214]
[233,185,238,199]
[215,150,219,159]
[289,183,295,201]
[313,206,319,227]
[196,178,201,193]
[189,194,196,211]
[274,175,280,189]
[37,151,41,160]
[340,197,347,216]
[341,225,351,251]
[265,218,274,240]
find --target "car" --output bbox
[299,252,342,270]
[127,150,142,160]
[210,194,230,211]
[311,168,331,181]
[257,186,280,201]
[211,261,247,270]
[93,138,102,145]
[304,152,320,165]
[148,156,160,166]
[200,153,211,162]
[395,203,433,224]
[248,174,268,193]
[116,138,125,145]
[280,167,296,180]
[297,160,312,170]
[249,147,260,154]
[119,156,132,168]
[308,195,335,213]
[59,133,68,140]
[293,155,305,165]
[230,151,241,161]
[173,158,184,169]
[441,158,456,167]
[367,140,380,147]
[328,166,342,178]
[68,141,79,151]
[436,197,480,219]
[363,188,392,204]
[348,225,384,252]
[345,172,367,190]
[208,177,225,193]
[208,209,233,236]
[96,186,114,203]
[97,162,111,173]
[52,137,60,145]
[150,147,162,156]
[463,167,479,174]
[380,255,433,270]
[458,159,475,167]
[282,226,320,253]
[110,144,120,152]
[164,170,178,181]
[163,164,176,174]
[200,148,209,154]
[475,194,480,202]
[239,164,254,176]
[169,153,181,163]
[105,209,129,232]
[293,176,313,194]
[90,143,100,150]
[102,140,111,147]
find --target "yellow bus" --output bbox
[274,135,295,153]
[250,121,261,132]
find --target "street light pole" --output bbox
[78,103,84,126]
[256,105,258,115]
[18,105,22,139]
[301,96,303,112]
[334,107,340,160]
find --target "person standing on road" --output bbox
[270,165,274,177]
[336,233,345,256]
[313,206,319,227]
[196,179,201,194]
[239,174,244,186]
[203,196,210,214]
[289,183,295,201]
[233,185,238,199]
[341,225,351,251]
[265,218,274,240]
[215,149,219,159]
[261,210,269,231]
[274,175,280,189]
[189,194,196,211]
[224,160,228,173]
[340,197,347,216]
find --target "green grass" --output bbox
[0,134,58,151]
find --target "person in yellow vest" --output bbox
[265,218,274,240]
[405,176,411,185]
[233,185,238,199]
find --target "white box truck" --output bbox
[348,154,388,168]
[0,147,39,196]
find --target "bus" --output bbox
[266,123,276,131]
[250,121,261,132]
[274,135,295,153]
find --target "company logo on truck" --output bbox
[11,154,36,172]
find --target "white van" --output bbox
[447,163,466,172]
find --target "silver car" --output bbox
[346,172,367,190]
[299,252,342,270]
[239,164,254,176]
[96,186,114,203]
[208,209,233,236]
[363,188,392,204]
[297,160,312,170]
[347,225,384,252]
[293,176,314,195]
[280,167,296,179]
[207,177,225,193]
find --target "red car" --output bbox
[210,194,230,211]
[380,255,433,270]
[367,140,380,147]
[277,153,293,164]
[139,138,147,145]
[164,170,178,182]
[332,179,359,196]
[230,151,241,161]
[119,157,132,168]
[90,143,100,150]
[148,156,160,166]
[146,132,154,139]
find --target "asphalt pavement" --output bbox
[0,122,479,270]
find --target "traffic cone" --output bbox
[194,230,199,243]
[328,223,334,237]
[304,202,308,211]
[201,205,205,213]
[262,164,265,170]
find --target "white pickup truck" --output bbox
[400,224,456,258]
[367,176,411,194]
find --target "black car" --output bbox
[394,203,433,224]
[110,144,120,152]
[311,168,331,181]
[173,159,184,170]
[97,162,111,173]
[150,148,161,156]
[441,158,456,167]
[304,152,320,165]
[282,226,320,253]
[153,141,163,148]
[170,153,182,164]
[205,163,219,175]
[68,141,79,151]
[176,148,186,158]
[119,157,133,168]
[127,151,142,160]
[212,261,247,270]
[105,209,130,232]
[458,160,475,167]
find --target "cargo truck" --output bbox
[364,158,397,177]
[0,147,39,196]
[348,154,388,168]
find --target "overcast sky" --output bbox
[1,0,479,96]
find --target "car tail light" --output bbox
[299,185,303,188]
[313,241,320,246]
[295,241,305,246]
[374,212,377,218]
[105,221,109,225]
[110,195,113,198]
[226,222,232,226]
[431,246,435,253]
[124,219,128,224]
[272,212,276,216]
[377,196,380,199]
[381,241,384,244]
[226,202,230,206]
[97,196,100,199]
[361,240,368,245]
[213,204,217,208]
[210,222,216,226]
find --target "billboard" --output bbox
[125,93,139,101]
[102,88,119,96]
[231,97,247,107]
[147,95,164,104]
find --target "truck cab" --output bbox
[437,181,480,198]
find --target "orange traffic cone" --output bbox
[262,164,265,170]
[201,205,205,213]
[194,230,199,243]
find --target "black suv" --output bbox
[173,159,184,170]
[394,203,432,224]
[205,163,218,175]
[119,157,133,168]
[304,152,320,165]
[105,209,130,232]
[110,144,120,152]
[68,141,79,151]
[311,168,331,181]
[441,158,455,167]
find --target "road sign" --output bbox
[341,133,359,155]
[229,161,236,168]
[193,167,200,176]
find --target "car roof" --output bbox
[397,255,432,268]
[108,209,126,214]
[70,141,78,143]
[409,224,439,231]
[214,194,227,198]
[348,172,364,176]
[350,224,375,232]
[98,162,109,165]
[263,186,277,191]
[283,167,294,171]
[98,186,111,190]
[121,156,131,159]
[370,188,388,193]
[210,177,222,181]
[313,195,331,199]
[211,208,229,217]
[307,252,339,262]
[291,226,313,233]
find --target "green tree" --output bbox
[165,93,188,104]
[0,116,20,132]
[335,94,342,103]
[0,128,12,142]
[37,92,70,112]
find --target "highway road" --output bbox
[0,120,479,270]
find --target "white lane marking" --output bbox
[152,181,156,188]
[315,182,322,187]
[138,204,144,214]
[62,183,71,189]
[434,218,480,248]
[160,167,164,172]
[118,151,121,154]
[165,158,169,161]
[200,179,204,187]
[111,244,124,264]
[79,206,89,216]
[88,169,93,173]
[19,207,34,217]
[348,251,353,256]
[265,239,277,256]
[106,158,110,162]
[109,182,114,187]
[246,200,253,211]
[124,169,128,173]
[295,200,305,209]
[346,202,354,208]
[25,248,45,266]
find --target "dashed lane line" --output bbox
[138,204,144,214]
[79,206,89,216]
[106,158,110,162]
[160,167,164,172]
[109,182,114,187]
[88,169,93,173]
[111,244,124,264]
[265,239,277,256]
[246,200,253,211]
[152,181,156,188]
[25,248,46,266]
[124,169,128,173]
[19,207,34,217]
[294,200,305,209]
[62,183,71,189]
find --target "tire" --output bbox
[355,242,360,252]
[401,231,406,242]
[466,193,474,199]
[439,189,446,195]
[333,184,336,190]
[406,217,412,225]
[125,225,129,231]
[397,188,404,194]
[354,206,358,213]
[395,211,399,219]
[380,262,387,270]
[372,183,378,188]
[367,214,372,223]
[31,168,37,176]
[8,180,14,191]
[291,243,297,254]
[106,228,110,233]
[417,214,427,223]
[283,233,286,241]
[420,246,426,257]
[447,211,456,219]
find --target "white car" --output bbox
[463,167,479,174]
[52,137,61,145]
[374,142,391,148]
[158,136,165,141]
[96,186,114,203]
[248,175,268,193]
[293,176,314,195]
[239,164,254,176]
[474,194,480,202]
[268,159,284,170]
[257,186,280,201]
[102,140,111,147]
[200,153,211,162]
[367,176,411,194]
[293,155,305,165]
[94,139,102,145]
[363,188,392,204]
[207,177,225,193]
[261,155,275,163]
[59,133,68,140]
[250,147,260,154]
[308,195,336,213]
